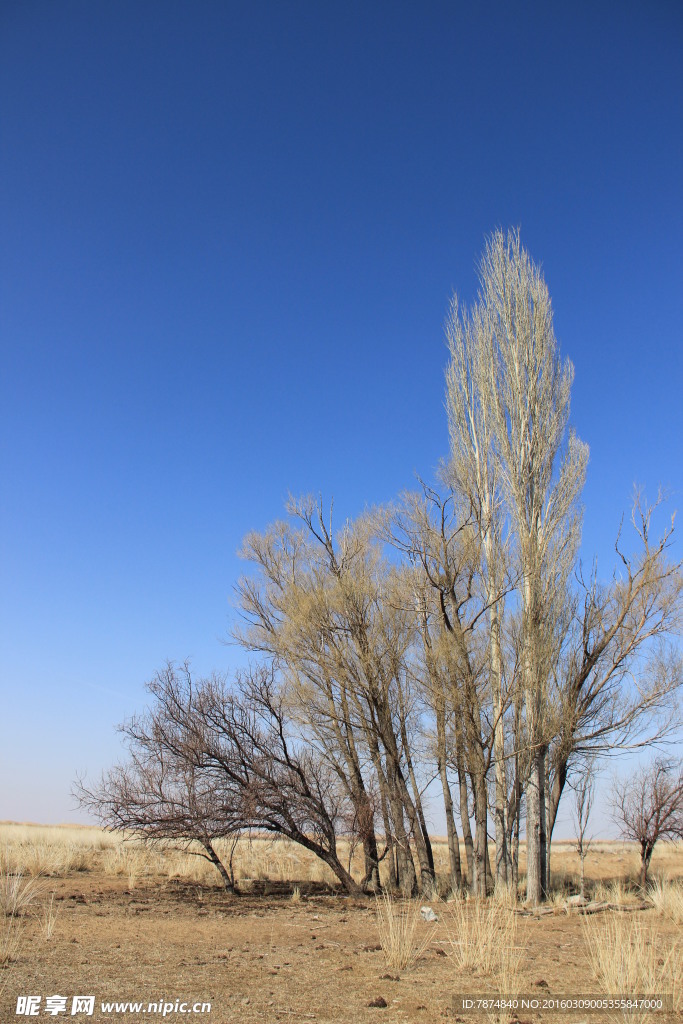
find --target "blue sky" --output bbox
[1,2,681,833]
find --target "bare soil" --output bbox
[4,869,681,1024]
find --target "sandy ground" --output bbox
[3,867,681,1024]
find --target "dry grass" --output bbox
[648,877,683,924]
[0,871,46,918]
[592,878,641,905]
[1,824,681,900]
[39,891,59,940]
[582,913,682,1023]
[0,913,23,997]
[490,881,518,908]
[374,893,435,971]
[444,895,520,975]
[0,825,108,879]
[444,895,523,1023]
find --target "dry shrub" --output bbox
[648,878,683,925]
[582,914,681,1022]
[374,893,435,971]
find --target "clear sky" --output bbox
[1,2,681,834]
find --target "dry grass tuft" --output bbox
[444,896,523,1022]
[592,878,640,905]
[444,896,519,975]
[0,871,45,918]
[491,882,518,909]
[374,893,435,971]
[40,891,59,940]
[582,913,681,1022]
[648,877,683,925]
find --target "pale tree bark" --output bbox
[445,303,511,891]
[446,229,588,904]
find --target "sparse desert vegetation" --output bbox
[1,823,682,1022]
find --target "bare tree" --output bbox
[77,662,364,895]
[379,485,501,894]
[570,760,596,898]
[445,228,589,903]
[445,287,511,890]
[539,494,682,894]
[74,663,243,892]
[612,757,683,888]
[235,498,438,895]
[77,230,681,911]
[197,663,364,894]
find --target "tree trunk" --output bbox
[335,685,381,892]
[202,840,235,893]
[639,843,653,889]
[526,748,543,905]
[488,596,508,889]
[580,851,586,898]
[320,848,364,895]
[512,810,519,895]
[361,827,380,892]
[457,758,475,893]
[386,769,417,895]
[539,744,548,899]
[543,751,551,894]
[437,703,462,893]
[472,770,492,896]
[397,681,436,887]
[366,731,398,891]
[396,768,434,894]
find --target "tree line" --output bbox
[78,230,682,904]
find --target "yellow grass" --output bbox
[443,895,520,975]
[582,913,682,1023]
[39,891,58,940]
[0,913,23,996]
[648,877,683,925]
[443,895,523,1024]
[0,824,681,893]
[0,871,46,917]
[374,893,435,971]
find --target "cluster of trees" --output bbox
[79,230,682,904]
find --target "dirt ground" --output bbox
[4,866,681,1024]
